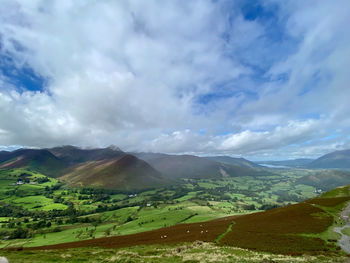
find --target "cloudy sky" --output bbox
[0,0,349,160]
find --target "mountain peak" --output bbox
[107,145,123,152]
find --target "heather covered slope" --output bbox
[22,185,350,255]
[306,149,350,169]
[220,185,350,254]
[3,244,344,263]
[61,154,169,190]
[0,149,67,177]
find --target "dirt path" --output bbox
[333,202,350,254]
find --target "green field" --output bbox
[0,167,329,249]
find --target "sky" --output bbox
[0,0,349,160]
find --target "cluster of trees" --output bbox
[8,227,32,239]
[34,177,50,184]
[276,192,303,203]
[259,203,282,210]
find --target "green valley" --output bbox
[1,147,350,262]
[0,167,321,249]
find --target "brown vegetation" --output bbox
[220,203,334,254]
[305,197,350,207]
[25,216,236,251]
[22,202,339,254]
[61,154,169,190]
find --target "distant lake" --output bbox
[258,164,289,169]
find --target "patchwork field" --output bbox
[1,167,350,262]
[1,185,349,263]
[0,167,324,249]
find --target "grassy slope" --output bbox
[0,169,324,249]
[2,187,349,262]
[1,242,345,263]
[220,185,350,254]
[6,185,348,258]
[3,168,350,261]
[1,179,350,262]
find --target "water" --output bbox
[258,164,289,169]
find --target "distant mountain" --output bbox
[0,146,170,190]
[61,154,168,190]
[205,156,262,168]
[0,151,11,162]
[306,149,350,169]
[296,170,350,191]
[135,153,269,179]
[48,145,125,164]
[0,149,67,177]
[0,146,272,189]
[259,158,314,168]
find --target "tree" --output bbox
[104,228,111,236]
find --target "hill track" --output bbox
[333,202,350,253]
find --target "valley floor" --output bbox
[0,168,321,249]
[2,168,350,261]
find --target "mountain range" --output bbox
[259,150,350,169]
[258,158,314,168]
[0,146,267,190]
[306,149,350,169]
[1,146,350,190]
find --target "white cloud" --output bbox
[0,0,349,159]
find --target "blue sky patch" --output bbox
[0,50,46,92]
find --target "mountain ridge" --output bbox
[306,149,350,169]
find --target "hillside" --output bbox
[306,149,350,169]
[48,145,124,164]
[259,158,314,167]
[61,154,169,190]
[296,170,350,191]
[0,151,11,163]
[0,149,67,177]
[0,147,172,190]
[21,185,350,256]
[205,156,262,168]
[135,153,267,179]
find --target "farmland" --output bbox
[1,184,350,262]
[0,167,322,248]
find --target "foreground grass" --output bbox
[1,242,347,263]
[218,185,350,254]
